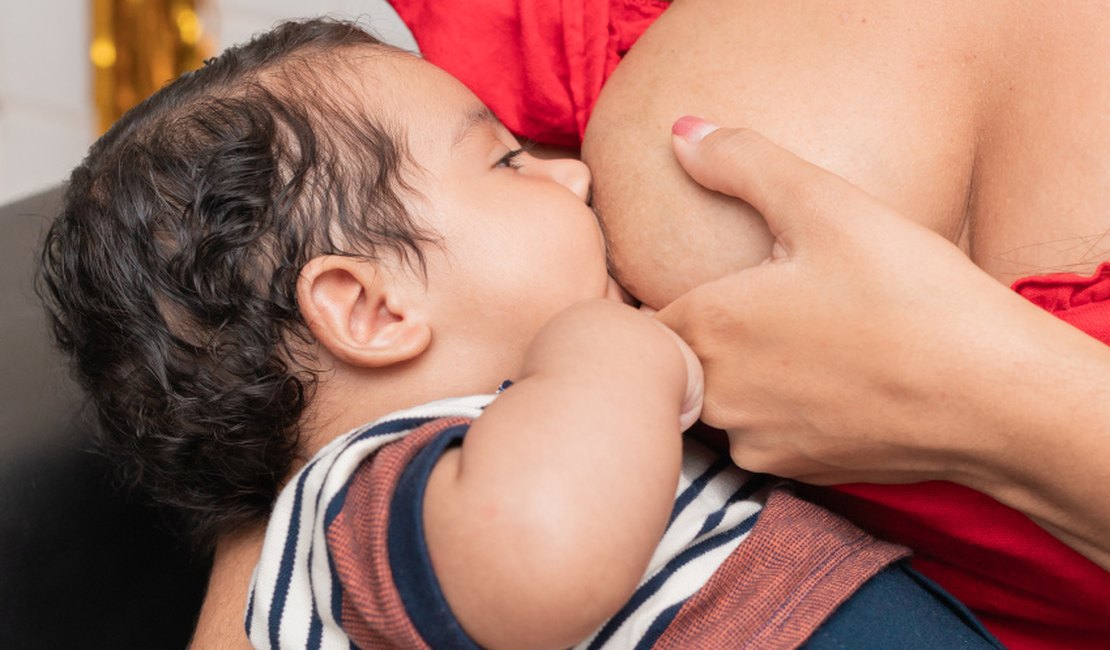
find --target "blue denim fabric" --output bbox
[804,561,1005,649]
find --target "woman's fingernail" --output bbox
[672,115,719,143]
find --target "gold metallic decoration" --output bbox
[91,0,213,134]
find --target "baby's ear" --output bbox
[296,255,431,368]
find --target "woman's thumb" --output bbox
[671,117,859,246]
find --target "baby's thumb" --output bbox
[671,117,854,250]
[651,319,704,432]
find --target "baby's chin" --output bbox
[605,276,637,306]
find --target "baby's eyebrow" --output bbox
[452,105,500,147]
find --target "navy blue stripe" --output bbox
[587,509,762,649]
[329,543,343,627]
[694,474,772,539]
[306,541,324,647]
[245,585,256,638]
[634,601,685,650]
[316,418,452,625]
[352,416,439,441]
[666,458,730,530]
[269,467,312,648]
[306,590,324,649]
[323,481,352,530]
[388,424,480,649]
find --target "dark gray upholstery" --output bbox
[0,188,209,649]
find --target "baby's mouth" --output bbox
[605,276,637,306]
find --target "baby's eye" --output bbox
[495,148,525,169]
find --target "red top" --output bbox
[389,0,668,147]
[386,2,1110,646]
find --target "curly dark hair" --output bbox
[37,18,432,550]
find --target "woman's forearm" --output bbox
[189,525,263,649]
[964,318,1110,568]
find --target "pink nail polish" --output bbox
[672,115,718,142]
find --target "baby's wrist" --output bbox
[523,300,696,413]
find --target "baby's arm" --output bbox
[423,299,700,650]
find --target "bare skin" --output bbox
[191,528,264,649]
[583,0,1110,307]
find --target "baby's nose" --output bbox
[540,157,592,203]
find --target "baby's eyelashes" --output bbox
[495,148,526,169]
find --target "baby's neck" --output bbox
[296,340,521,462]
[298,363,492,460]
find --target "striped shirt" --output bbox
[247,393,905,649]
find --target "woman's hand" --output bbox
[659,118,1007,484]
[656,119,1110,564]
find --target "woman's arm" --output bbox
[188,526,263,649]
[658,121,1110,568]
[424,300,701,649]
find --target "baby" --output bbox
[40,19,999,649]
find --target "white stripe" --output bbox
[657,440,755,564]
[575,440,768,649]
[248,394,493,649]
[593,537,743,648]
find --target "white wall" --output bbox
[0,1,416,205]
[218,0,417,57]
[0,1,95,205]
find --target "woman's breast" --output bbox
[582,0,1109,305]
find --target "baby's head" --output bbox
[40,19,614,547]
